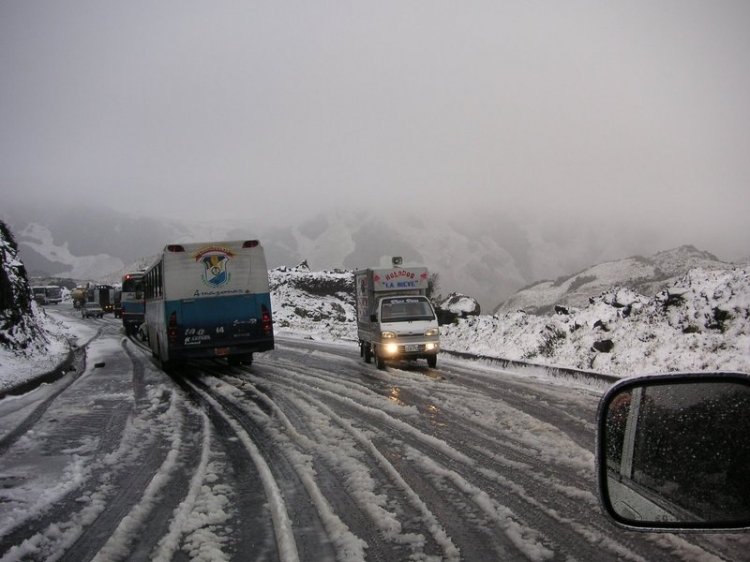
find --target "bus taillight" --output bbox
[261,305,272,335]
[167,311,178,342]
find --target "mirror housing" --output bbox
[597,372,750,531]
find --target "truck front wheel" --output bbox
[427,355,437,368]
[375,351,386,370]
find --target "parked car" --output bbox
[81,302,104,319]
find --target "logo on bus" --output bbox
[195,247,234,288]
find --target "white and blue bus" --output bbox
[121,271,145,335]
[31,285,63,305]
[143,240,274,368]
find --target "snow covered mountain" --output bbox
[442,267,750,376]
[495,245,743,315]
[2,200,745,311]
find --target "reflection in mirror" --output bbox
[602,378,750,527]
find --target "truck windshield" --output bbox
[380,298,435,322]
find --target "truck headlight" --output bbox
[385,343,399,354]
[381,331,397,339]
[424,328,439,337]
[425,342,438,351]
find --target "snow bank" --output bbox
[441,268,750,376]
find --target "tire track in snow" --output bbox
[216,370,460,561]
[199,372,377,561]
[180,374,304,562]
[1,386,177,562]
[240,360,557,561]
[241,352,733,562]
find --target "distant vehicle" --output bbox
[88,284,115,313]
[31,286,47,305]
[120,272,145,334]
[355,257,440,369]
[143,240,274,369]
[81,302,104,318]
[31,285,63,305]
[71,286,87,309]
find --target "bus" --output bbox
[31,285,63,305]
[143,240,274,368]
[121,271,145,334]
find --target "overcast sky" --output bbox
[2,1,749,258]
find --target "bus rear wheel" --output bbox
[363,343,372,364]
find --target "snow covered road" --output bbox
[0,314,747,561]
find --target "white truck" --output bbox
[355,258,440,369]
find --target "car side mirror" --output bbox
[597,372,750,531]
[370,314,377,323]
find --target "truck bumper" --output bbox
[378,340,439,359]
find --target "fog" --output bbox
[2,0,749,260]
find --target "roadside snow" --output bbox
[0,307,73,393]
[441,268,750,376]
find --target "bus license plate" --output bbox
[405,344,419,352]
[214,347,230,357]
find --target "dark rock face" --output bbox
[436,292,481,325]
[1,221,44,351]
[0,222,32,314]
[592,339,615,353]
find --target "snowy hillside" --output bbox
[496,245,743,315]
[443,267,750,376]
[270,261,357,341]
[5,200,726,311]
[19,223,125,280]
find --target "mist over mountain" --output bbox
[2,200,743,310]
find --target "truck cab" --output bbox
[370,295,439,368]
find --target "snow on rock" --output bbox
[269,261,357,342]
[439,293,480,317]
[435,292,481,324]
[1,222,70,392]
[441,268,750,376]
